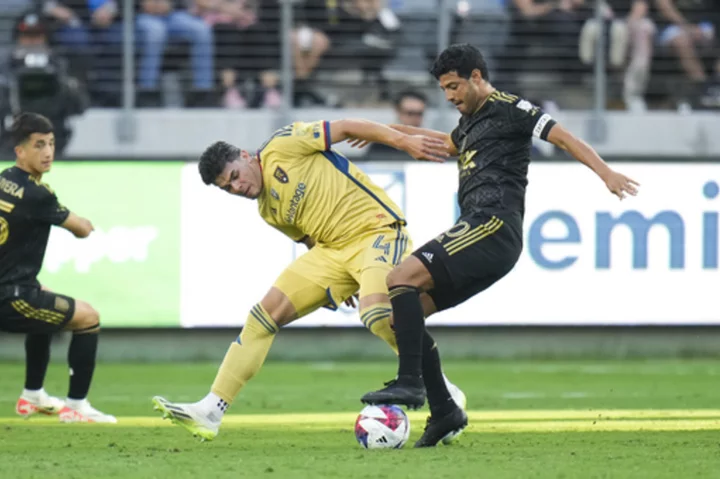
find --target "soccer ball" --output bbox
[354,404,410,449]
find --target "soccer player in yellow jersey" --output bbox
[152,119,466,441]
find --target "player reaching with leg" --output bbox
[0,113,116,423]
[152,119,466,441]
[359,44,640,447]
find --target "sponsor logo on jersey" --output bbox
[285,182,306,224]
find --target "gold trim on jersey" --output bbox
[488,91,518,104]
[444,216,504,256]
[0,199,14,213]
[11,300,66,324]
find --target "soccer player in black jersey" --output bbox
[0,113,115,423]
[359,44,640,447]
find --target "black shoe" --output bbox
[360,375,426,410]
[414,407,468,448]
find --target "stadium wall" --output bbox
[64,109,720,159]
[2,327,720,362]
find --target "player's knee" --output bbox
[67,301,100,333]
[260,288,296,328]
[386,268,405,289]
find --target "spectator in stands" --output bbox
[654,0,720,108]
[193,0,282,109]
[137,0,215,106]
[365,89,426,161]
[508,0,589,84]
[579,1,656,111]
[43,1,93,84]
[1,2,37,68]
[294,0,401,106]
[0,12,88,156]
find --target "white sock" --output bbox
[66,398,86,409]
[22,388,45,400]
[197,392,227,423]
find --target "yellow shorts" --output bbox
[273,223,412,319]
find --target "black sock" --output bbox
[389,285,424,379]
[67,330,99,400]
[422,329,455,417]
[25,334,52,390]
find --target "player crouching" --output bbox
[1,113,115,423]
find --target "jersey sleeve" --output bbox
[263,121,332,158]
[24,184,70,225]
[511,99,556,141]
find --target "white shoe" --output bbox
[59,399,117,423]
[16,389,65,417]
[442,377,468,444]
[152,396,220,441]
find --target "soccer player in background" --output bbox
[152,119,466,441]
[359,44,640,447]
[0,113,116,423]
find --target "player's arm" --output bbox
[387,124,459,156]
[546,124,640,200]
[60,212,94,238]
[328,119,449,162]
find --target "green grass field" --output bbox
[2,359,720,478]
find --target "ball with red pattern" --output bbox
[354,404,410,449]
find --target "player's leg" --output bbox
[0,286,79,418]
[59,299,116,423]
[352,225,466,412]
[360,254,435,407]
[153,247,349,440]
[153,283,328,441]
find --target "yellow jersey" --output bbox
[256,120,405,246]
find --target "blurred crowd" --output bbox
[0,0,719,117]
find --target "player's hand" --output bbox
[346,137,370,149]
[604,170,640,200]
[399,135,450,163]
[344,294,359,308]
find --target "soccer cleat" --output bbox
[152,396,220,442]
[16,391,65,418]
[360,376,426,410]
[414,407,468,448]
[59,399,117,424]
[442,380,467,444]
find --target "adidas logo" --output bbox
[422,252,434,263]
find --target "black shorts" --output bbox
[0,285,75,334]
[413,211,523,312]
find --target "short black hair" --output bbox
[11,112,53,146]
[430,43,490,82]
[199,141,241,185]
[394,89,427,108]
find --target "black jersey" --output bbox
[0,166,69,288]
[450,91,556,217]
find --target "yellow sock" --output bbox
[360,303,397,355]
[210,304,279,404]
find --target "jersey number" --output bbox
[0,217,9,246]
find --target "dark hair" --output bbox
[11,112,53,146]
[394,89,427,108]
[430,44,490,82]
[199,141,241,185]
